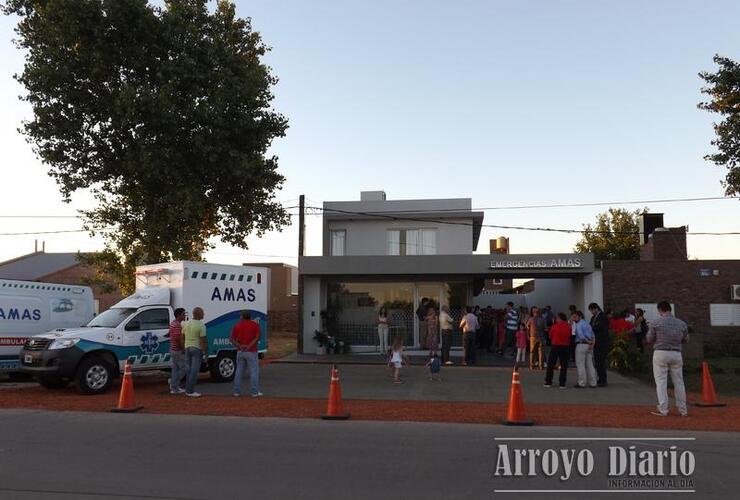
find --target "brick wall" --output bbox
[602,260,740,358]
[243,263,299,333]
[640,227,687,261]
[269,310,298,333]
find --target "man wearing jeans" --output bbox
[168,308,187,394]
[230,310,262,397]
[183,306,207,398]
[646,301,688,417]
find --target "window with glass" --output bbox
[326,282,414,346]
[125,308,170,331]
[330,230,346,256]
[386,228,437,255]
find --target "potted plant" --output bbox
[313,330,329,355]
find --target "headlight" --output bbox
[49,338,81,350]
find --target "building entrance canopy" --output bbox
[300,253,595,279]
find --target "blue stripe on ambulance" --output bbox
[205,309,268,353]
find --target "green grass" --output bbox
[626,354,740,397]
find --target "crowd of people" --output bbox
[379,299,653,390]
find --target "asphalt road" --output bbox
[0,409,736,500]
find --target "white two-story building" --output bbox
[299,191,600,353]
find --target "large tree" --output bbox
[4,0,289,293]
[699,55,740,196]
[574,208,642,261]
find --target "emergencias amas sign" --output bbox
[489,258,583,269]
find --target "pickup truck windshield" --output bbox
[87,308,136,328]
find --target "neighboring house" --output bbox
[299,191,597,353]
[0,251,122,313]
[243,262,298,333]
[602,214,740,359]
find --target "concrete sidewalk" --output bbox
[195,362,657,406]
[276,348,517,367]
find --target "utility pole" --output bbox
[297,194,305,353]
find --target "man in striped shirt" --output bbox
[168,308,187,394]
[504,302,519,357]
[646,301,688,417]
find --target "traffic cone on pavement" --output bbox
[502,366,533,426]
[111,360,143,413]
[321,365,350,420]
[694,361,726,407]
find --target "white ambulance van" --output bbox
[19,261,269,394]
[0,279,94,379]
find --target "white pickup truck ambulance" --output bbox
[19,261,269,394]
[1,279,94,379]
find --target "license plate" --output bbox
[24,354,33,364]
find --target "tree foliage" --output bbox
[574,208,642,261]
[4,0,290,293]
[699,55,740,196]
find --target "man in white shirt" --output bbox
[459,306,479,366]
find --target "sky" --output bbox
[1,0,739,267]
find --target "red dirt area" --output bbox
[1,377,738,432]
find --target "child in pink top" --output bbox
[515,328,527,366]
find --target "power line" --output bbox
[0,195,735,218]
[0,229,100,236]
[307,205,740,237]
[307,195,738,214]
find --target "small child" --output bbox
[426,351,441,381]
[515,327,527,367]
[390,335,408,384]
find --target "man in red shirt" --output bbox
[230,310,262,397]
[544,312,573,388]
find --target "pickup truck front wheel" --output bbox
[75,356,114,395]
[210,352,235,382]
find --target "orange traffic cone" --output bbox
[321,365,350,420]
[693,361,726,407]
[111,361,143,413]
[502,366,533,426]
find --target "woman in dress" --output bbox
[425,307,439,356]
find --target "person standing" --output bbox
[426,352,442,381]
[183,306,207,398]
[568,304,577,362]
[545,313,572,388]
[426,307,439,356]
[168,307,187,395]
[416,298,430,351]
[515,326,527,367]
[589,302,610,387]
[230,310,263,398]
[504,302,519,357]
[646,302,688,417]
[633,308,648,353]
[459,306,479,366]
[378,306,389,355]
[572,311,597,388]
[526,307,545,370]
[390,335,408,384]
[439,305,454,365]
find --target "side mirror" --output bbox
[125,320,140,331]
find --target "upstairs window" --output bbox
[387,229,437,255]
[330,230,346,256]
